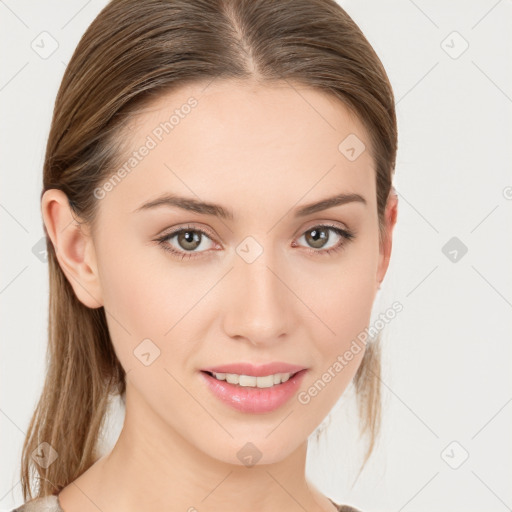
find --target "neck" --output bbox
[58,382,335,512]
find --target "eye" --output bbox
[155,223,355,261]
[293,224,355,256]
[155,225,218,260]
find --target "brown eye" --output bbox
[304,227,331,249]
[176,230,202,251]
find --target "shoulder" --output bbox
[11,495,63,512]
[328,497,364,512]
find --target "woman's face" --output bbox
[73,80,394,465]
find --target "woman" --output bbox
[13,0,398,510]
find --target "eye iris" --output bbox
[178,230,201,250]
[306,227,329,249]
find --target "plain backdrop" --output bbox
[1,1,511,511]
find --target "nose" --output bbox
[222,245,294,347]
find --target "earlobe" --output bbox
[376,188,398,290]
[41,189,104,309]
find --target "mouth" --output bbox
[199,369,308,414]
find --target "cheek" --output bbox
[326,264,376,341]
[94,232,200,369]
[294,279,374,417]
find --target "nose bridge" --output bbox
[222,237,292,344]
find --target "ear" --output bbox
[41,189,104,309]
[375,186,398,291]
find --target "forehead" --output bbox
[102,79,376,218]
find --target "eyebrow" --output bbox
[132,192,366,219]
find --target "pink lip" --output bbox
[201,362,306,377]
[199,368,308,414]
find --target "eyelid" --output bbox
[157,223,219,243]
[296,219,350,236]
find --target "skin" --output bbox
[42,79,398,512]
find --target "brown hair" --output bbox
[20,0,397,500]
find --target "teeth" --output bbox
[211,372,294,388]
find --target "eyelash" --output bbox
[155,223,355,261]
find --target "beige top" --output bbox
[12,494,362,512]
[11,495,62,512]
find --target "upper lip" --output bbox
[201,362,306,377]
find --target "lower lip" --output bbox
[200,369,308,414]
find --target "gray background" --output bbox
[1,1,511,510]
